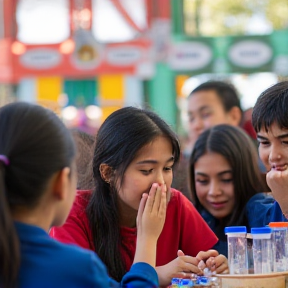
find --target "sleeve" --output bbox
[178,192,218,256]
[88,253,159,288]
[245,193,287,228]
[49,199,93,250]
[121,263,159,288]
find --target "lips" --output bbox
[271,164,288,171]
[209,201,228,209]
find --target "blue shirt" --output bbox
[201,193,286,257]
[15,222,158,288]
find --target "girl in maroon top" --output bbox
[50,107,228,287]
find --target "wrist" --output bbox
[136,235,157,247]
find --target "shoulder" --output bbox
[20,236,109,287]
[246,192,274,209]
[169,188,189,201]
[75,190,92,206]
[245,193,284,227]
[50,239,109,279]
[70,190,92,215]
[166,188,201,221]
[168,188,195,210]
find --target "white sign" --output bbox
[20,49,62,69]
[168,42,212,71]
[107,46,143,66]
[229,40,272,68]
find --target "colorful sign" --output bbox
[168,41,213,71]
[169,30,288,75]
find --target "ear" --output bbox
[52,167,71,201]
[228,106,242,126]
[99,163,113,183]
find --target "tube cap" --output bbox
[225,226,247,234]
[251,227,272,234]
[269,222,288,228]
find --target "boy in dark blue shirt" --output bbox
[252,81,288,223]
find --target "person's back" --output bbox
[17,222,109,288]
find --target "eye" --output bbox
[196,178,209,185]
[201,112,212,119]
[221,178,233,183]
[164,166,173,172]
[258,140,270,146]
[140,169,153,175]
[188,116,195,123]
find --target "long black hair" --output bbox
[86,106,180,281]
[0,102,75,288]
[189,124,265,227]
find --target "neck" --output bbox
[12,202,54,232]
[118,199,137,228]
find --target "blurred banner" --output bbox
[0,0,155,82]
[168,30,288,76]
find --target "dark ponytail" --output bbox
[0,102,75,288]
[0,163,20,288]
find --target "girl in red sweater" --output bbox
[50,107,228,287]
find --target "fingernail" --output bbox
[198,260,205,269]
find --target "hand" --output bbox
[136,183,167,241]
[266,169,288,216]
[134,184,167,267]
[156,250,201,287]
[196,250,229,274]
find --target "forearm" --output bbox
[133,237,157,267]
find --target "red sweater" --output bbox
[50,189,218,270]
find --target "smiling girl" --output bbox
[188,124,285,256]
[50,107,228,287]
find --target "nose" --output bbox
[191,116,204,133]
[155,171,165,186]
[269,144,281,163]
[207,181,222,197]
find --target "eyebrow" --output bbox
[188,105,211,114]
[257,133,288,140]
[199,106,212,112]
[195,170,232,177]
[136,156,174,165]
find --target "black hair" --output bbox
[189,81,242,114]
[71,128,95,190]
[86,106,180,281]
[0,102,75,288]
[252,81,288,132]
[189,124,265,228]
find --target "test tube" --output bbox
[170,278,180,287]
[179,279,193,287]
[251,227,273,274]
[269,222,288,272]
[225,226,248,274]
